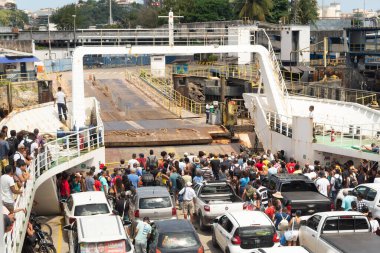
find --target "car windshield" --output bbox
[201,184,232,195]
[139,197,172,209]
[239,226,274,237]
[74,203,110,216]
[281,181,318,192]
[158,232,199,249]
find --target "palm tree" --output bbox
[237,0,273,21]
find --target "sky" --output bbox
[16,0,380,12]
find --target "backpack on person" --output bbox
[278,214,289,231]
[176,176,185,191]
[334,177,342,190]
[7,137,17,157]
[146,155,158,168]
[349,175,358,188]
[142,172,154,186]
[233,164,241,177]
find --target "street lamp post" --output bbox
[48,14,52,60]
[72,14,77,48]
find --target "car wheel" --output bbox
[198,213,206,231]
[211,228,218,248]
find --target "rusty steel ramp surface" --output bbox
[82,77,225,147]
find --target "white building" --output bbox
[319,2,341,19]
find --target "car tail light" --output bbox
[330,202,335,211]
[231,235,241,245]
[69,217,76,224]
[172,207,177,216]
[273,232,280,243]
[204,205,210,212]
[134,210,140,218]
[197,246,204,253]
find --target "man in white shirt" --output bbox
[1,165,23,213]
[128,153,138,169]
[54,87,67,121]
[315,172,331,197]
[179,182,196,222]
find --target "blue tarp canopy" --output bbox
[0,56,39,64]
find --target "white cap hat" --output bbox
[186,181,192,187]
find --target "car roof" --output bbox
[71,191,109,205]
[136,186,170,198]
[271,174,311,182]
[360,183,380,190]
[155,219,195,233]
[77,215,126,243]
[228,211,273,227]
[313,211,366,218]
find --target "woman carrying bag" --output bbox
[285,210,302,246]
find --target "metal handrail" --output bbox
[260,29,289,98]
[3,126,105,253]
[138,70,205,115]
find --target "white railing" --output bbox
[260,29,289,97]
[266,111,293,138]
[3,125,105,253]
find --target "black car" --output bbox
[265,174,332,216]
[148,219,204,253]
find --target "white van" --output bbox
[64,215,134,253]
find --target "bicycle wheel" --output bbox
[38,243,57,253]
[40,223,53,237]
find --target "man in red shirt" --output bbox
[93,175,102,191]
[286,158,296,174]
[60,172,71,199]
[255,157,264,172]
[264,199,276,220]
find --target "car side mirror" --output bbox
[213,218,219,223]
[63,224,72,231]
[112,210,120,216]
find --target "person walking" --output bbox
[54,87,67,122]
[178,182,196,222]
[205,103,210,123]
[286,210,302,246]
[134,217,152,253]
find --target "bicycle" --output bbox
[30,212,53,237]
[34,223,56,253]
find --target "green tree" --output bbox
[290,0,318,24]
[185,0,233,22]
[267,0,290,24]
[0,9,28,28]
[236,0,273,21]
[160,0,233,23]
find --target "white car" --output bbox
[212,211,279,253]
[335,183,380,219]
[64,215,134,253]
[62,191,113,225]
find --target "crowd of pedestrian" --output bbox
[54,147,380,251]
[1,125,47,252]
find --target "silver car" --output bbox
[130,186,178,222]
